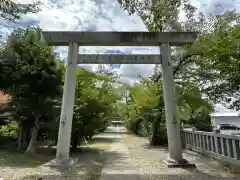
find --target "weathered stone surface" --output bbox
[43,158,76,168]
[42,31,198,46]
[77,54,162,64]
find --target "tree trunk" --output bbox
[17,123,23,151]
[26,117,40,153]
[151,119,159,145]
[71,135,79,152]
[150,112,161,145]
[23,129,27,149]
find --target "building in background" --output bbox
[0,90,12,124]
[211,112,240,127]
[0,90,11,105]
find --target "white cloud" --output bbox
[116,47,159,81]
[1,0,240,112]
[13,0,36,4]
[190,0,239,15]
[2,0,239,80]
[119,64,155,78]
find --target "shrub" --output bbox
[195,123,213,132]
[0,123,17,145]
[136,119,148,137]
[149,122,168,145]
[124,116,138,133]
[0,122,18,137]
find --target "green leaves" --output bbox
[0,28,63,122]
[71,68,121,147]
[0,0,40,21]
[190,12,240,109]
[118,0,198,32]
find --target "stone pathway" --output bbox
[3,127,238,180]
[100,133,139,180]
[100,128,240,180]
[124,135,234,180]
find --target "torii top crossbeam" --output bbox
[41,31,197,46]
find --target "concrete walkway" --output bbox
[99,127,239,180]
[100,132,139,180]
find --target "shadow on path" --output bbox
[141,142,169,152]
[15,134,124,180]
[18,149,124,180]
[103,131,129,135]
[0,147,54,168]
[19,174,238,180]
[92,135,121,144]
[100,173,236,180]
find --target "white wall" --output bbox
[211,116,240,127]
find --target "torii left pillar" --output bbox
[56,42,78,166]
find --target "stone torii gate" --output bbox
[42,31,197,167]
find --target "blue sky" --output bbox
[104,50,122,69]
[1,0,240,111]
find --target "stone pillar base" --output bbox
[163,158,196,168]
[44,158,77,168]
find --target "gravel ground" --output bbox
[1,131,239,180]
[123,134,240,180]
[0,134,113,180]
[0,150,105,180]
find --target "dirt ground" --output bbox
[0,134,114,180]
[123,134,240,180]
[1,131,240,180]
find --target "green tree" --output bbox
[189,107,212,132]
[117,0,213,144]
[71,68,120,150]
[122,70,213,145]
[118,1,240,142]
[0,28,63,152]
[0,0,39,21]
[117,0,182,31]
[190,12,240,110]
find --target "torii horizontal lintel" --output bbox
[77,54,162,64]
[42,31,198,46]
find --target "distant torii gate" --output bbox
[42,31,197,167]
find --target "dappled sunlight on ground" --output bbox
[123,134,240,180]
[0,136,115,180]
[1,130,240,180]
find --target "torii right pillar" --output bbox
[160,43,195,168]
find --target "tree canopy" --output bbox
[115,0,240,143]
[0,1,240,153]
[0,0,39,21]
[0,28,64,152]
[0,28,121,152]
